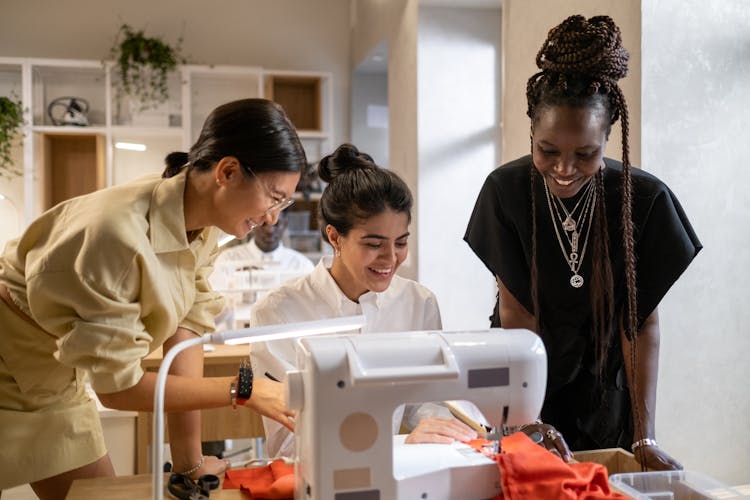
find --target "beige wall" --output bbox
[0,0,352,151]
[351,0,420,280]
[501,0,641,166]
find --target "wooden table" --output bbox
[66,473,247,499]
[136,344,265,473]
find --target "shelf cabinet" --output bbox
[0,57,333,233]
[38,133,105,210]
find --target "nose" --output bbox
[263,209,279,226]
[554,155,576,176]
[380,243,398,263]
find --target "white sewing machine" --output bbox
[285,329,547,500]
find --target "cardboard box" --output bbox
[573,448,642,475]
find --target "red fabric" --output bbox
[223,460,295,499]
[465,433,626,500]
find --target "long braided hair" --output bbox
[525,15,642,445]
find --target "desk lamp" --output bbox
[152,315,366,500]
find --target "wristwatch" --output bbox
[236,358,253,406]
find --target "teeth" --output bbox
[554,178,575,186]
[370,268,392,275]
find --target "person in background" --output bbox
[464,15,701,469]
[215,209,315,272]
[250,143,481,458]
[0,98,303,499]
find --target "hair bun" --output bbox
[537,15,628,83]
[318,143,376,183]
[162,151,189,178]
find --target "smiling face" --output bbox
[531,104,609,198]
[327,208,410,302]
[253,211,288,253]
[213,158,300,239]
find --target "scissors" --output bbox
[167,472,220,500]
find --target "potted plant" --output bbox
[0,95,23,179]
[110,24,184,113]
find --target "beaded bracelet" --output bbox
[631,438,658,452]
[176,455,204,476]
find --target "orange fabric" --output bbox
[464,433,626,500]
[223,460,295,499]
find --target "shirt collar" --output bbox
[310,255,382,312]
[148,169,196,253]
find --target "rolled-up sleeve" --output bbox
[26,260,150,394]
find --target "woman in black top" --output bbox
[465,15,701,470]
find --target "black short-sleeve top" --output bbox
[464,155,702,390]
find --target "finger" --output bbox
[542,428,570,460]
[283,414,295,432]
[556,439,574,462]
[420,419,477,441]
[406,432,455,444]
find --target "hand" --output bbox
[634,445,683,470]
[519,423,574,462]
[243,377,296,431]
[405,417,478,444]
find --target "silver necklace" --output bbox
[543,178,596,288]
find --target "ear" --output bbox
[214,157,242,187]
[326,224,341,252]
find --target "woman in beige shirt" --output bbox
[0,98,303,499]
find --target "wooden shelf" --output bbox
[0,57,333,225]
[264,74,323,131]
[37,132,105,210]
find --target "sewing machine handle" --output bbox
[346,343,460,386]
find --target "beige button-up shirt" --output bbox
[0,170,224,394]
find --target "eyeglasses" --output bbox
[245,165,295,216]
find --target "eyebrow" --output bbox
[267,186,287,199]
[538,140,600,151]
[361,232,410,240]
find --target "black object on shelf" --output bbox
[47,96,89,126]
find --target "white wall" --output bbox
[417,6,500,330]
[0,0,351,153]
[642,0,750,484]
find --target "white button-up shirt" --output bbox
[216,240,315,272]
[250,256,451,457]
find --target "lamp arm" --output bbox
[152,334,209,500]
[150,314,366,499]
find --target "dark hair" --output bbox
[318,143,412,242]
[162,98,306,179]
[525,15,642,449]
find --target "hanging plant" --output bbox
[0,95,23,179]
[110,24,184,112]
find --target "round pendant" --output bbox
[562,217,576,232]
[570,274,584,288]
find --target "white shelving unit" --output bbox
[0,56,333,230]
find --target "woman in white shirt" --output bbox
[251,144,479,457]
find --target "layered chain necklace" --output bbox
[542,177,597,288]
